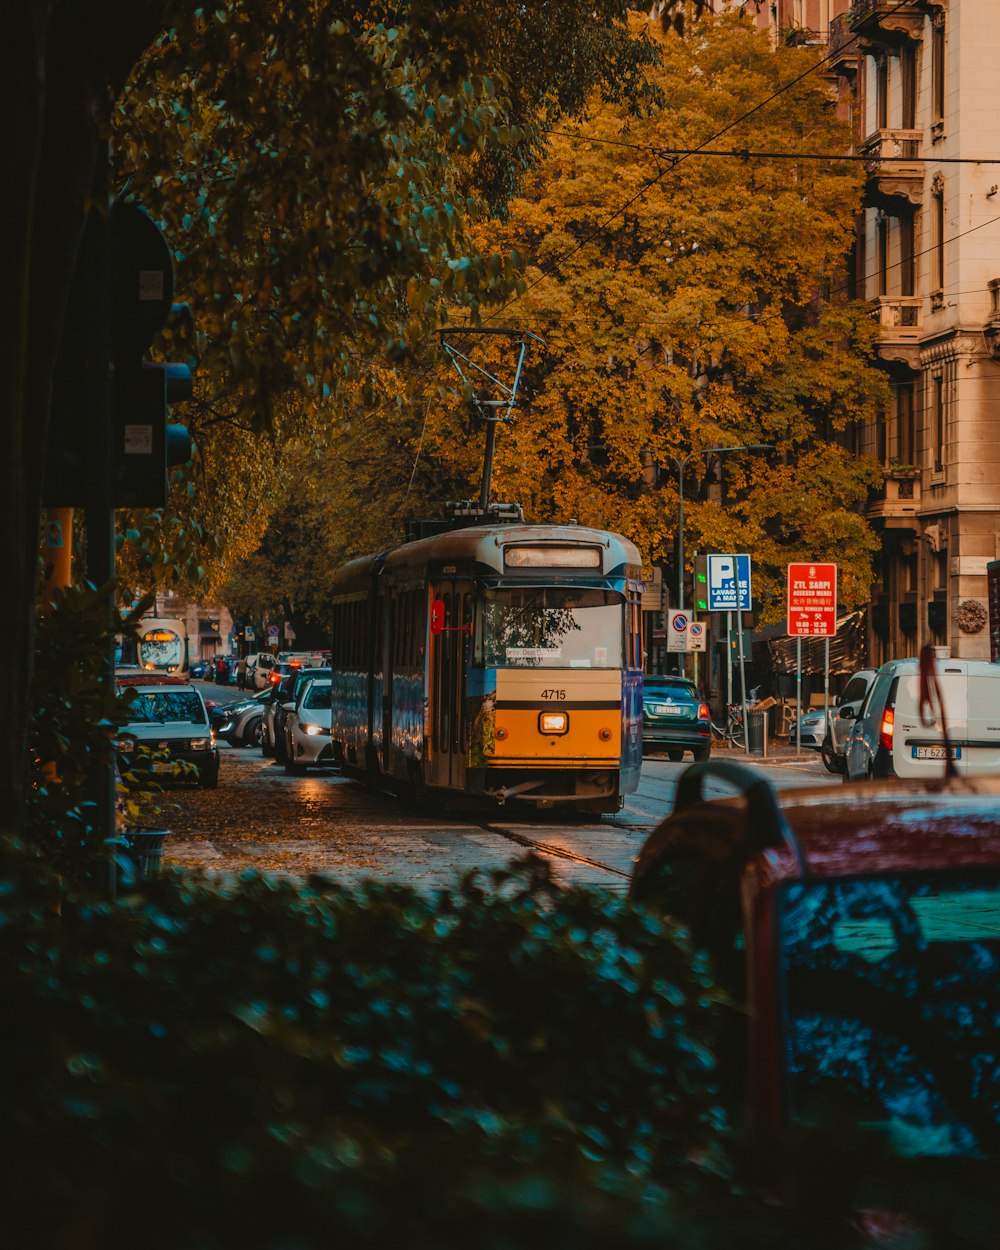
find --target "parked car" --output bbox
[788,706,829,750]
[789,670,877,774]
[630,759,1000,1156]
[844,657,1000,782]
[282,678,333,774]
[115,676,219,788]
[269,667,332,762]
[641,676,711,762]
[189,661,207,680]
[209,690,270,747]
[247,652,277,691]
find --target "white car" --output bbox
[247,652,277,690]
[844,658,1000,782]
[283,678,333,774]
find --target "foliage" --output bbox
[3,853,731,1246]
[232,13,888,625]
[24,584,145,881]
[4,845,997,1248]
[106,1,668,604]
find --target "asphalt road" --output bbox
[166,681,832,892]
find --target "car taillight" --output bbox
[879,707,894,752]
[698,703,710,721]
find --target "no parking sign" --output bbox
[688,621,707,652]
[667,609,689,652]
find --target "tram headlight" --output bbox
[539,711,569,736]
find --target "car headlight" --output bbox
[189,738,211,751]
[304,724,325,736]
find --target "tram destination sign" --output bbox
[787,562,837,637]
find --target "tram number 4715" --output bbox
[540,689,566,701]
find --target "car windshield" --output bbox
[302,682,331,711]
[479,587,623,669]
[124,690,205,725]
[645,680,697,699]
[780,871,1000,1157]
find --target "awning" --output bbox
[767,611,867,676]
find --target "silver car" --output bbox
[283,678,334,774]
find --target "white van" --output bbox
[843,658,1000,781]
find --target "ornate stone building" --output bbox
[834,0,1000,662]
[718,0,1000,662]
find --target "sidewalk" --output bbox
[710,738,827,767]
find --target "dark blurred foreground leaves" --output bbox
[0,845,995,1249]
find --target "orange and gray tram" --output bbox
[328,523,644,813]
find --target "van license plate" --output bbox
[912,745,961,760]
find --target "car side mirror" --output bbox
[839,706,856,720]
[834,694,842,707]
[281,702,296,713]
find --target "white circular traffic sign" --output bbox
[689,622,705,639]
[671,612,688,632]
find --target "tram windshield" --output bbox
[138,626,185,671]
[479,587,623,669]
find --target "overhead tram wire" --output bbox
[549,134,1000,168]
[482,0,921,328]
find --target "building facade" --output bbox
[837,0,1000,662]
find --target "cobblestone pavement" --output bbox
[163,693,831,892]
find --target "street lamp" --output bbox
[671,443,772,677]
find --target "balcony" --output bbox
[985,278,1000,360]
[867,467,921,531]
[849,0,926,45]
[872,296,922,368]
[828,14,860,73]
[862,129,923,208]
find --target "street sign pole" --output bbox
[726,612,733,717]
[734,559,749,755]
[824,636,831,747]
[795,636,802,757]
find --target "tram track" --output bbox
[480,822,631,880]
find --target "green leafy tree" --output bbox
[244,13,886,625]
[11,1,691,844]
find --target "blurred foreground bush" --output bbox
[1,843,995,1248]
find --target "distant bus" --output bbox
[137,617,189,675]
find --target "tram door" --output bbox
[427,582,473,791]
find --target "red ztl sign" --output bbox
[787,563,837,637]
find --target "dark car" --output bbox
[641,676,711,762]
[212,690,270,747]
[262,668,331,760]
[630,761,1000,1158]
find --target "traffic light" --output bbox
[41,202,194,509]
[693,553,709,612]
[111,201,193,508]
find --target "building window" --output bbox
[932,175,945,301]
[931,14,946,125]
[875,55,888,130]
[901,44,916,130]
[895,382,915,466]
[899,213,915,297]
[933,374,945,472]
[876,214,889,297]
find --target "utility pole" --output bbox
[82,158,118,898]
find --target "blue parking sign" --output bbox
[707,554,752,611]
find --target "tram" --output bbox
[328,522,644,813]
[136,617,189,675]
